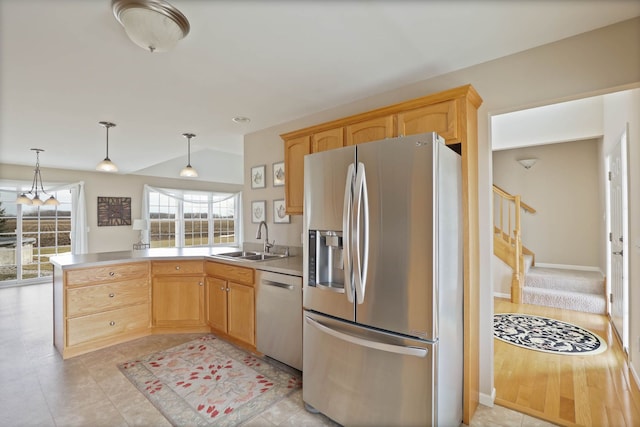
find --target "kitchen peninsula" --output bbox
[50,248,302,359]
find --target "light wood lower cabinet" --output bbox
[151,260,206,329]
[205,261,256,348]
[53,257,261,359]
[54,261,150,359]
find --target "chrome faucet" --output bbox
[256,221,274,253]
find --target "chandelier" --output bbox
[16,149,60,206]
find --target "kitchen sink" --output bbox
[216,251,260,258]
[215,251,286,262]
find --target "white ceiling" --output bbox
[1,0,639,183]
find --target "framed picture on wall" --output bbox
[251,200,266,223]
[97,196,132,226]
[251,165,266,189]
[273,199,290,223]
[272,161,285,187]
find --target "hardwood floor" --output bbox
[494,298,640,426]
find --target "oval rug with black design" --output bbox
[493,313,607,355]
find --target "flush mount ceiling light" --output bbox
[179,133,198,178]
[517,158,538,170]
[16,149,60,206]
[96,121,119,172]
[111,0,190,53]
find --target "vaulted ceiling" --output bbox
[1,0,638,183]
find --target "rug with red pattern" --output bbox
[118,335,302,426]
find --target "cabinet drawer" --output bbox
[205,261,254,285]
[67,279,148,318]
[66,262,149,287]
[67,303,149,347]
[152,260,204,275]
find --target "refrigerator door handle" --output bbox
[343,163,356,303]
[353,162,369,304]
[305,315,428,358]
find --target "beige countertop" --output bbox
[50,247,303,277]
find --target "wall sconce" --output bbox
[179,133,198,178]
[16,148,60,206]
[96,121,118,172]
[517,158,538,170]
[112,0,190,53]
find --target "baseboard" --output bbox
[535,263,603,275]
[632,363,640,395]
[479,388,496,407]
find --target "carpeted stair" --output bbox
[522,266,606,314]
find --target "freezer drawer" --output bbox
[303,311,449,427]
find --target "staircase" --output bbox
[493,185,607,314]
[493,185,536,303]
[523,266,606,314]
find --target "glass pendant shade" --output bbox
[96,158,119,172]
[112,0,190,53]
[179,165,198,177]
[179,133,198,177]
[96,121,118,172]
[15,148,59,206]
[16,194,33,205]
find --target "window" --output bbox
[0,183,84,286]
[144,186,240,248]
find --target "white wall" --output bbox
[243,17,640,405]
[493,139,601,269]
[0,164,243,253]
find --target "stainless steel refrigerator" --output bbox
[302,132,463,427]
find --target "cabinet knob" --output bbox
[220,286,225,291]
[175,266,181,270]
[198,282,203,286]
[109,293,115,298]
[109,272,115,277]
[109,321,116,326]
[226,288,230,292]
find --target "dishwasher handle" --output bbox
[261,279,295,290]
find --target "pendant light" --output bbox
[16,148,60,206]
[179,133,198,177]
[111,0,190,53]
[96,121,119,172]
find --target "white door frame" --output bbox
[606,125,629,353]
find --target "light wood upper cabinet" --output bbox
[312,127,344,152]
[397,99,458,142]
[345,116,394,145]
[284,135,311,215]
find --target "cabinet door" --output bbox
[396,99,458,142]
[227,282,255,346]
[206,276,228,332]
[152,276,205,326]
[312,127,344,152]
[284,135,310,215]
[345,116,395,145]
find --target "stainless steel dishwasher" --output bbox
[256,270,302,371]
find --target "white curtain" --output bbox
[70,182,88,254]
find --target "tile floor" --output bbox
[0,282,555,426]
